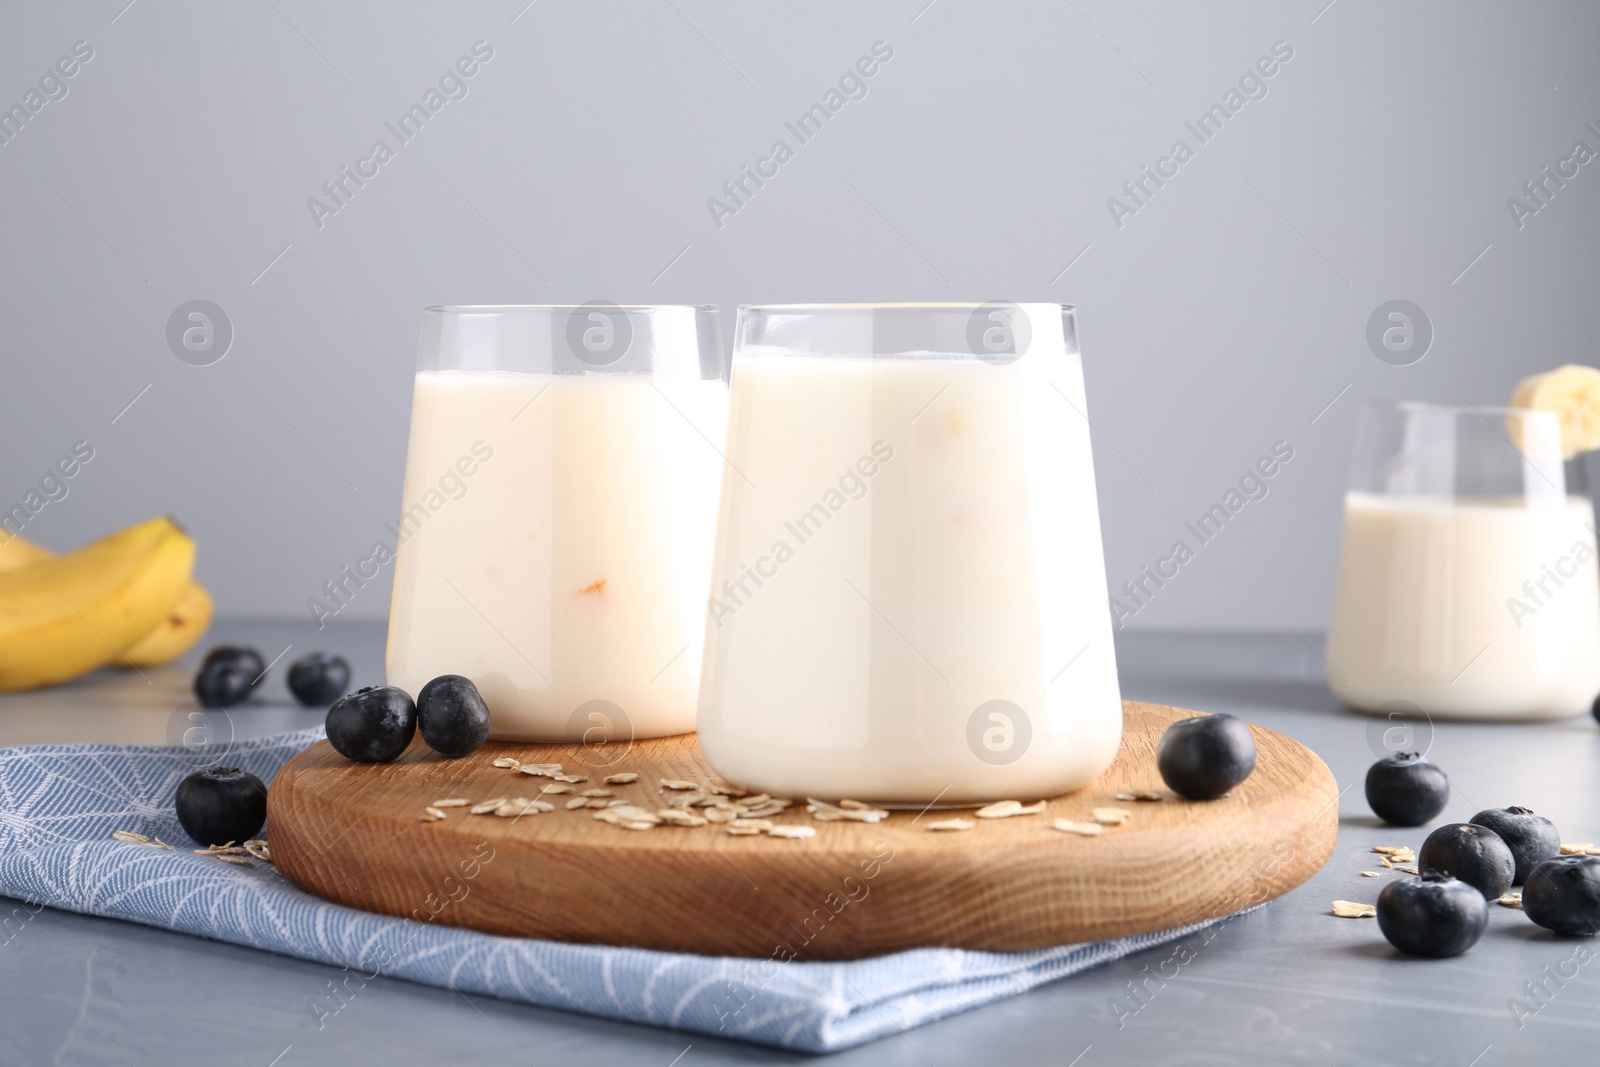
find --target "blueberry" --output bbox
[1364,752,1449,827]
[175,766,267,846]
[417,675,491,759]
[203,646,265,688]
[1155,713,1257,800]
[325,686,417,763]
[1418,823,1516,900]
[194,661,253,709]
[287,652,351,707]
[1376,869,1489,957]
[1469,806,1561,885]
[1523,855,1600,936]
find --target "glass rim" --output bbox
[736,302,1075,312]
[1365,399,1553,418]
[422,304,717,314]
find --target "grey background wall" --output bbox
[1,0,1596,631]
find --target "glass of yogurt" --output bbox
[1326,401,1600,720]
[695,303,1123,803]
[386,305,728,742]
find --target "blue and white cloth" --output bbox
[0,731,1237,1053]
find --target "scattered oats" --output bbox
[621,820,657,831]
[149,837,175,851]
[604,772,639,785]
[566,797,590,811]
[1392,864,1420,875]
[585,799,612,809]
[606,799,629,807]
[242,840,271,862]
[741,804,788,819]
[768,824,816,839]
[493,797,550,818]
[724,825,765,836]
[1560,843,1596,856]
[1331,900,1376,918]
[610,805,662,824]
[419,806,448,821]
[1114,789,1164,802]
[554,774,587,784]
[593,809,623,825]
[491,757,521,770]
[1090,807,1131,825]
[431,798,470,808]
[976,800,1021,819]
[112,830,149,844]
[1359,871,1381,878]
[539,784,574,795]
[731,818,774,831]
[1371,845,1414,856]
[656,808,709,827]
[837,799,872,810]
[471,797,508,815]
[807,798,889,823]
[704,808,736,824]
[216,854,254,867]
[1499,891,1524,909]
[705,782,746,796]
[581,788,614,798]
[928,818,976,832]
[1052,819,1103,836]
[1378,856,1393,869]
[660,778,699,791]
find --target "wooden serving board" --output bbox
[268,701,1337,959]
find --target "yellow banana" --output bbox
[0,530,213,668]
[1511,364,1600,460]
[123,578,213,667]
[0,533,54,571]
[0,517,195,691]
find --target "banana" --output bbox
[123,578,213,667]
[0,517,195,691]
[0,533,53,572]
[1510,364,1600,460]
[0,530,213,668]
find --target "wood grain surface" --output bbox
[267,701,1338,959]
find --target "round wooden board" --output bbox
[268,701,1337,960]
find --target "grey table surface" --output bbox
[2,620,1596,1066]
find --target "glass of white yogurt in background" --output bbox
[1326,401,1600,720]
[696,303,1123,803]
[386,305,728,742]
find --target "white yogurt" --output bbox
[696,348,1123,802]
[386,370,727,740]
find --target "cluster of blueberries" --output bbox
[173,647,492,849]
[192,645,351,709]
[1366,751,1599,955]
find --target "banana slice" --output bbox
[1511,364,1600,459]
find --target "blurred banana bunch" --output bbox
[0,517,211,691]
